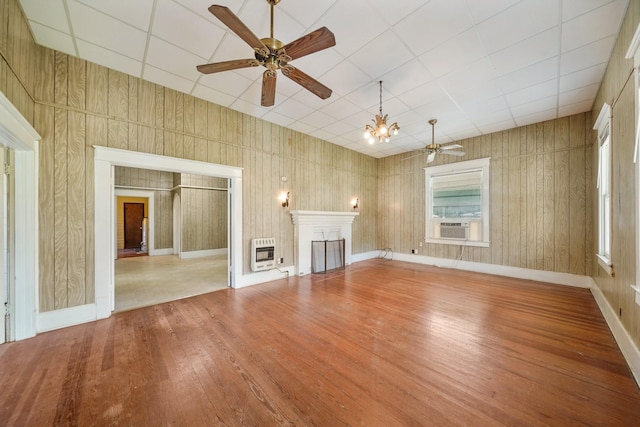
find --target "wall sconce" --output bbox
[280,191,289,207]
[352,198,359,209]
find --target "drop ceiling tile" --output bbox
[273,98,316,121]
[320,0,387,57]
[367,0,425,26]
[506,79,558,107]
[561,0,628,52]
[457,93,509,115]
[514,108,557,126]
[398,81,450,110]
[489,27,559,76]
[511,95,557,117]
[559,83,600,105]
[299,110,337,128]
[379,59,435,97]
[478,119,517,134]
[495,57,559,93]
[560,35,616,75]
[19,0,69,33]
[562,0,625,22]
[420,28,487,78]
[559,63,607,92]
[465,0,522,24]
[198,70,254,97]
[76,39,142,77]
[29,22,76,56]
[68,1,147,60]
[394,0,474,56]
[191,84,236,107]
[348,30,414,79]
[320,60,371,98]
[276,0,336,28]
[146,37,206,81]
[438,58,499,96]
[320,98,362,121]
[288,121,316,135]
[76,0,153,31]
[472,109,515,127]
[476,0,559,54]
[174,0,242,24]
[152,0,226,58]
[143,65,195,94]
[558,99,594,116]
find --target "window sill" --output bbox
[425,238,489,248]
[596,254,614,276]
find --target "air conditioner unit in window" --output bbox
[439,222,468,240]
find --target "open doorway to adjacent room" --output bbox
[113,166,229,312]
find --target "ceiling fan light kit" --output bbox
[363,81,399,144]
[197,0,336,107]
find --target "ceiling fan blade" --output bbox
[208,5,267,53]
[281,27,336,60]
[440,144,463,150]
[197,59,259,74]
[427,152,436,163]
[261,71,277,107]
[442,150,466,157]
[282,66,332,100]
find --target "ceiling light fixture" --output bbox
[363,80,399,144]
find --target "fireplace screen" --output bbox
[311,239,345,273]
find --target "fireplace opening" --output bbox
[311,239,345,273]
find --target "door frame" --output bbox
[94,146,242,317]
[0,92,40,341]
[115,189,156,256]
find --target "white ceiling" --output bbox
[19,0,629,158]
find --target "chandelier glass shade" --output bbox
[363,81,399,144]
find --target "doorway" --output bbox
[94,146,243,319]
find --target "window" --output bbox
[594,102,613,275]
[425,158,490,247]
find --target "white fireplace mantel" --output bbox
[290,210,359,275]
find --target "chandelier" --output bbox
[363,80,399,144]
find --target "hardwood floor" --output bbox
[1,259,639,426]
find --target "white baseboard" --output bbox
[37,304,97,333]
[386,252,591,288]
[236,266,295,288]
[352,251,380,262]
[589,280,640,386]
[151,248,173,256]
[179,248,227,259]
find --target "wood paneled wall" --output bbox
[378,113,592,277]
[180,174,228,252]
[0,0,378,312]
[591,0,640,351]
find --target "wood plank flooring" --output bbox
[1,259,639,426]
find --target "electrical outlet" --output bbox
[278,257,284,264]
[411,249,416,254]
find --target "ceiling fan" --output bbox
[404,119,466,163]
[196,0,336,107]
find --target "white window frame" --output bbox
[425,157,490,247]
[626,25,640,299]
[594,102,613,275]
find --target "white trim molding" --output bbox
[0,91,40,341]
[94,146,243,320]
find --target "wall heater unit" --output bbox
[251,238,276,272]
[439,222,468,240]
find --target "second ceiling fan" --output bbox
[197,0,336,107]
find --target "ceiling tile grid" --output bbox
[18,0,630,158]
